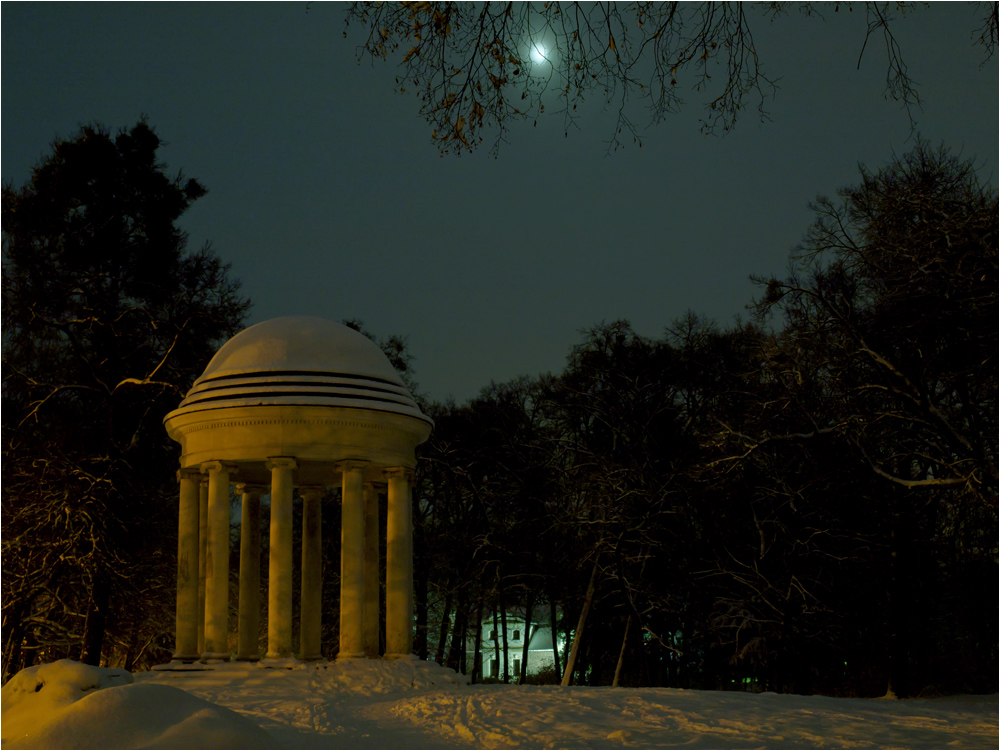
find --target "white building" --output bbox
[467,610,566,681]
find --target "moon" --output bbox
[530,44,547,64]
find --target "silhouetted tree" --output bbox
[739,141,999,695]
[757,141,997,507]
[2,120,250,679]
[342,318,422,400]
[544,321,696,686]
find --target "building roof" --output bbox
[167,316,430,425]
[527,626,556,651]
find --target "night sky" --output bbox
[3,3,996,404]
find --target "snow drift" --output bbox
[1,657,996,749]
[1,660,273,749]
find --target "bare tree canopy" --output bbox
[754,141,998,504]
[343,1,998,155]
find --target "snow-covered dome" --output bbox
[168,316,430,425]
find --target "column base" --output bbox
[170,652,201,663]
[298,653,324,662]
[234,655,261,662]
[152,659,214,671]
[383,653,417,661]
[257,656,300,669]
[336,651,366,661]
[199,652,230,663]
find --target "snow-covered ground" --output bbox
[2,658,996,749]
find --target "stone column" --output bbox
[385,468,414,658]
[201,461,236,661]
[338,461,368,659]
[265,457,297,661]
[173,469,202,661]
[236,484,263,661]
[362,483,380,657]
[197,479,208,655]
[299,486,324,661]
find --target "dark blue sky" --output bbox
[3,3,996,404]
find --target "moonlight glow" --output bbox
[530,44,547,63]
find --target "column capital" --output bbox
[234,483,266,496]
[298,485,326,499]
[383,467,415,482]
[177,468,203,482]
[336,459,370,473]
[265,457,298,471]
[200,461,238,475]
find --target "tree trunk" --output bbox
[414,525,429,660]
[499,593,510,684]
[517,595,534,685]
[3,603,27,682]
[21,631,37,670]
[491,607,501,679]
[122,618,140,672]
[518,589,535,684]
[578,631,592,686]
[561,555,599,686]
[435,590,452,666]
[885,493,913,698]
[549,595,561,677]
[471,597,484,683]
[613,615,632,687]
[459,619,467,675]
[446,595,466,671]
[80,577,110,666]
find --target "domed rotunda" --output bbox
[162,316,432,666]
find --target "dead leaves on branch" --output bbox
[345,1,783,154]
[344,2,997,154]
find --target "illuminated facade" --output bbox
[469,610,563,681]
[158,316,432,666]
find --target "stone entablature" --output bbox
[164,406,428,483]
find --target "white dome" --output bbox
[169,316,430,425]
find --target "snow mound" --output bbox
[2,658,135,743]
[2,658,133,708]
[316,655,470,696]
[1,660,274,749]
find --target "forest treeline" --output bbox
[3,129,996,697]
[409,142,997,697]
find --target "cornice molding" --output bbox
[179,416,402,434]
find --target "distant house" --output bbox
[466,608,565,680]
